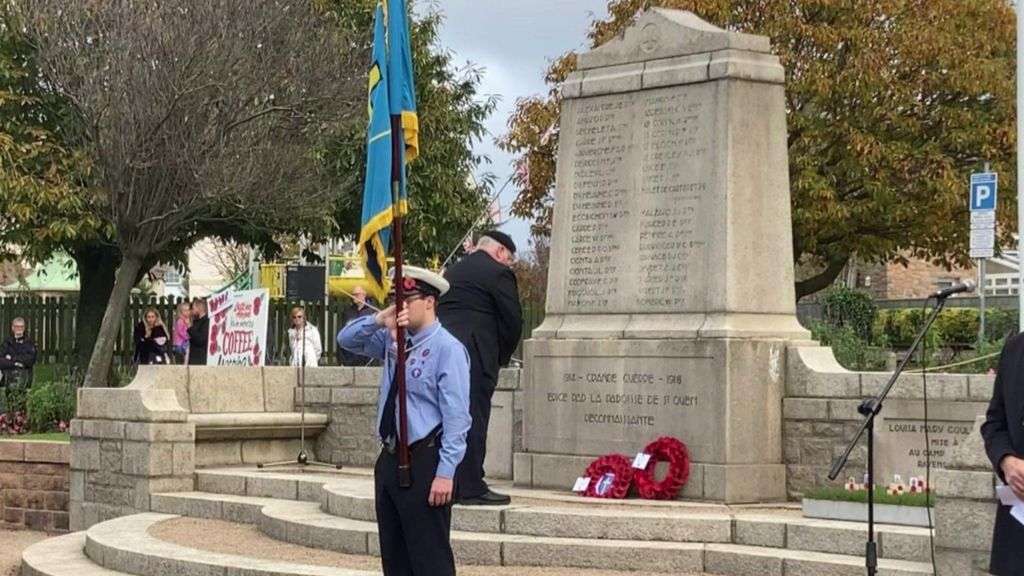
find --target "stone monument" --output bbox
[515,9,810,503]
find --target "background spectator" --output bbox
[288,306,322,367]
[188,298,210,365]
[0,317,37,388]
[172,301,191,364]
[133,308,170,365]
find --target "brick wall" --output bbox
[0,441,70,532]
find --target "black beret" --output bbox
[481,230,517,255]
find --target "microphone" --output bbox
[930,280,977,300]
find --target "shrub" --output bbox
[822,286,877,341]
[934,308,980,348]
[812,322,890,371]
[26,380,77,433]
[984,308,1018,341]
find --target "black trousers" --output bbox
[456,378,495,499]
[374,442,456,576]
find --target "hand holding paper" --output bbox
[996,485,1024,527]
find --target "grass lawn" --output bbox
[0,432,69,443]
[804,486,932,508]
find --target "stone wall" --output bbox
[0,440,70,532]
[785,345,992,496]
[310,367,522,479]
[71,378,195,531]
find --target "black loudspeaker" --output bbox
[285,265,325,302]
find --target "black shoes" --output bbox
[456,490,511,506]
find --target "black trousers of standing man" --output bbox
[374,438,456,576]
[457,375,494,498]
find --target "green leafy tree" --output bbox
[324,0,497,265]
[501,0,1017,299]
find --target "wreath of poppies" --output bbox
[583,454,634,499]
[633,436,691,500]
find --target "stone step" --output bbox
[190,468,933,563]
[84,512,377,576]
[318,483,932,563]
[21,532,129,576]
[153,491,934,574]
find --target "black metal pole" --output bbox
[829,296,947,576]
[390,112,411,489]
[864,407,877,576]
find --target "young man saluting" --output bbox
[338,266,471,576]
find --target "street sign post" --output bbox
[970,169,998,346]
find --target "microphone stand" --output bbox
[828,293,950,576]
[259,318,341,471]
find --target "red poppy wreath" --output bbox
[634,436,691,500]
[583,454,633,499]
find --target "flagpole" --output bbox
[390,111,412,488]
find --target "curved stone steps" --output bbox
[152,492,933,575]
[21,532,129,576]
[84,513,377,576]
[318,482,932,563]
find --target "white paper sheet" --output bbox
[996,485,1024,526]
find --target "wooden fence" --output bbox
[0,296,547,367]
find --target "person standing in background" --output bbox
[0,317,36,387]
[172,301,191,364]
[288,306,322,367]
[438,230,522,506]
[133,308,170,365]
[338,285,378,366]
[188,298,210,365]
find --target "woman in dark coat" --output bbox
[133,308,170,365]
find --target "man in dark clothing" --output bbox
[438,230,522,505]
[0,317,36,389]
[982,332,1024,575]
[187,299,210,366]
[338,285,378,367]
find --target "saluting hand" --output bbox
[429,476,454,507]
[374,303,409,342]
[1002,455,1024,500]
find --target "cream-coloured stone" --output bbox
[353,368,379,387]
[186,365,264,413]
[705,546,784,576]
[262,366,297,411]
[577,8,769,70]
[967,375,995,401]
[304,366,355,388]
[121,442,174,477]
[484,390,514,479]
[948,416,993,471]
[513,452,533,486]
[932,469,995,500]
[933,498,996,552]
[240,438,305,465]
[735,518,786,548]
[129,365,191,411]
[786,346,860,398]
[70,439,101,471]
[194,440,242,468]
[124,422,194,443]
[196,471,247,495]
[77,387,186,422]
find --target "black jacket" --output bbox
[981,333,1024,575]
[0,334,37,385]
[133,323,170,365]
[187,315,210,366]
[437,251,522,388]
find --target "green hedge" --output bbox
[874,307,1018,349]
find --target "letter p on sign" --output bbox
[970,173,998,212]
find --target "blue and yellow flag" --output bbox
[358,0,419,301]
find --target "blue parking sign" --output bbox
[970,172,998,212]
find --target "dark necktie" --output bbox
[379,338,412,441]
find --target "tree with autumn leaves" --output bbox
[501,0,1017,299]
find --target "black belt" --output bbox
[383,425,442,455]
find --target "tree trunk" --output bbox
[83,256,143,387]
[794,254,851,301]
[71,244,120,376]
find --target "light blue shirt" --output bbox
[338,315,471,478]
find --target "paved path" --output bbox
[1,529,48,576]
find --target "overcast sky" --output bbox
[430,0,610,255]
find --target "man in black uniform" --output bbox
[982,333,1024,575]
[438,230,522,505]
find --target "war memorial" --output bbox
[19,9,1001,576]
